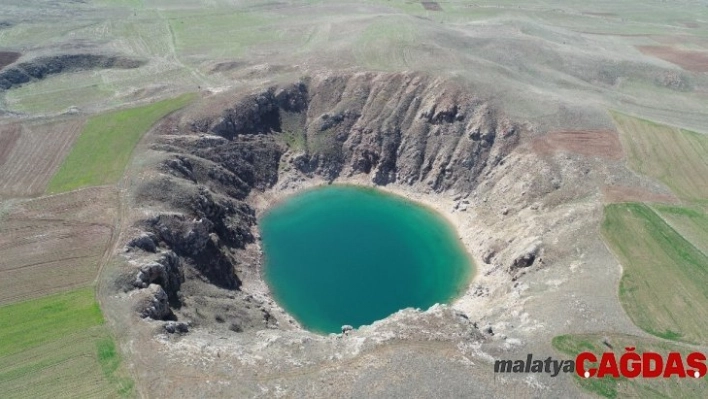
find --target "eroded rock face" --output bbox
[121,71,521,332]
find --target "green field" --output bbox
[602,203,708,344]
[0,288,133,398]
[611,112,708,203]
[553,334,708,398]
[46,94,195,193]
[0,288,103,357]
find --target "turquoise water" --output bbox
[259,185,473,334]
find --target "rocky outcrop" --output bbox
[163,321,189,334]
[134,284,173,320]
[0,54,144,90]
[510,240,542,269]
[133,251,183,302]
[127,232,158,253]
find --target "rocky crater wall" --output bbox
[118,71,521,334]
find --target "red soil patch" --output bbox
[0,124,21,167]
[649,35,708,50]
[637,45,708,73]
[0,51,20,70]
[531,130,624,160]
[602,185,679,204]
[421,1,442,11]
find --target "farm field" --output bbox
[531,130,624,160]
[0,187,117,305]
[0,118,85,197]
[653,204,708,257]
[602,203,708,344]
[0,287,103,357]
[636,45,708,73]
[611,112,708,203]
[46,94,195,194]
[552,333,708,398]
[0,288,133,398]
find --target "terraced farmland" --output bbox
[611,112,708,203]
[602,203,708,344]
[653,204,708,257]
[0,187,117,305]
[0,118,85,197]
[0,288,133,398]
[46,94,195,194]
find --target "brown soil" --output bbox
[421,2,442,11]
[531,129,624,160]
[0,124,21,167]
[602,185,679,204]
[0,51,20,70]
[637,45,708,73]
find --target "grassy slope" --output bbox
[353,17,418,71]
[611,112,708,203]
[168,10,281,58]
[0,288,133,398]
[553,334,708,398]
[46,94,194,193]
[602,203,708,344]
